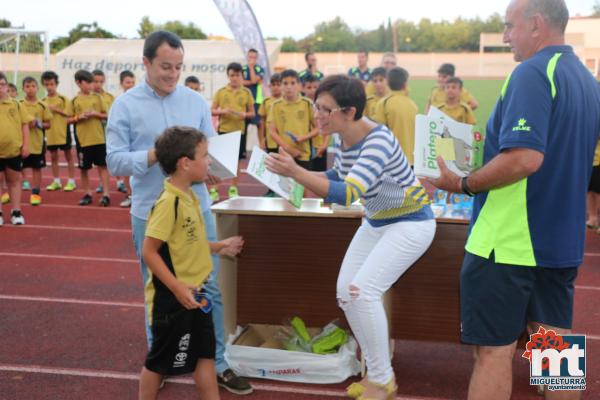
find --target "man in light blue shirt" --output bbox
[106,31,252,395]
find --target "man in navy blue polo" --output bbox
[348,49,372,85]
[429,0,600,398]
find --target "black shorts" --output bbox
[310,154,327,172]
[145,308,216,376]
[295,159,311,170]
[0,156,23,172]
[266,147,279,154]
[219,131,246,160]
[22,153,46,169]
[589,165,600,194]
[244,103,261,126]
[460,252,578,346]
[77,144,107,170]
[47,129,73,151]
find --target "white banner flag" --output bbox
[213,0,271,96]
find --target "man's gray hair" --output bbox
[525,0,569,33]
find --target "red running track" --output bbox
[1,161,599,399]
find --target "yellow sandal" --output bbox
[346,381,366,398]
[356,377,397,400]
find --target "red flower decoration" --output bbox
[522,327,570,370]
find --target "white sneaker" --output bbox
[10,210,25,225]
[0,212,3,226]
[119,196,132,208]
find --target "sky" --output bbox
[3,0,598,41]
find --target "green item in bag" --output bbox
[290,316,312,343]
[312,326,348,354]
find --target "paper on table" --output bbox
[246,146,304,208]
[208,131,241,179]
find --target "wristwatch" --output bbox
[461,176,475,196]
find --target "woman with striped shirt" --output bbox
[266,75,436,400]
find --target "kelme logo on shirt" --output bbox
[512,118,532,132]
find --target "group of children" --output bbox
[0,69,137,225]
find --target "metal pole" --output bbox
[43,31,50,70]
[14,32,20,84]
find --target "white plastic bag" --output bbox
[225,326,361,384]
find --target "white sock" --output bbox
[68,178,75,185]
[54,178,61,184]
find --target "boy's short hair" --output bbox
[446,77,463,88]
[387,67,409,91]
[315,75,366,121]
[304,51,315,62]
[437,63,455,76]
[155,126,207,175]
[227,62,243,74]
[22,76,37,87]
[92,69,105,77]
[8,82,17,91]
[358,49,369,57]
[281,69,299,82]
[303,73,319,84]
[119,70,135,83]
[248,48,258,54]
[143,31,184,62]
[184,75,200,85]
[74,69,93,83]
[41,70,59,84]
[0,72,7,84]
[270,73,281,84]
[371,67,387,79]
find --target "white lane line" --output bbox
[0,252,137,264]
[584,252,599,257]
[576,285,600,291]
[0,364,450,400]
[19,203,129,211]
[2,224,131,233]
[0,294,143,308]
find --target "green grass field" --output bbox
[410,78,504,133]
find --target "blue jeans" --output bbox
[131,210,229,374]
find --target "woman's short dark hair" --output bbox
[143,31,184,62]
[315,75,366,121]
[155,126,206,175]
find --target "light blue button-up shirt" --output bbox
[106,79,216,220]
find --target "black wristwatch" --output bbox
[461,176,475,197]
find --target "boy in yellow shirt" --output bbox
[302,74,328,171]
[437,77,477,125]
[373,67,418,165]
[92,69,117,195]
[258,73,282,153]
[426,63,478,112]
[267,69,318,170]
[21,77,52,206]
[71,69,110,206]
[42,71,77,193]
[364,67,387,120]
[140,125,243,400]
[0,72,32,225]
[211,62,255,199]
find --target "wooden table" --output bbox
[213,197,469,342]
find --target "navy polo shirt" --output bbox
[466,45,600,268]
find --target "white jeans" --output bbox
[337,218,436,384]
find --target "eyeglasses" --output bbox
[313,103,349,116]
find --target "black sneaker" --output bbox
[99,196,110,207]
[217,369,253,395]
[79,194,93,206]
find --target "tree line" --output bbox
[2,2,600,55]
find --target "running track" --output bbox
[0,163,598,399]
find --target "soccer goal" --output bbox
[0,28,50,84]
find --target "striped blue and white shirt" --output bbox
[325,125,433,227]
